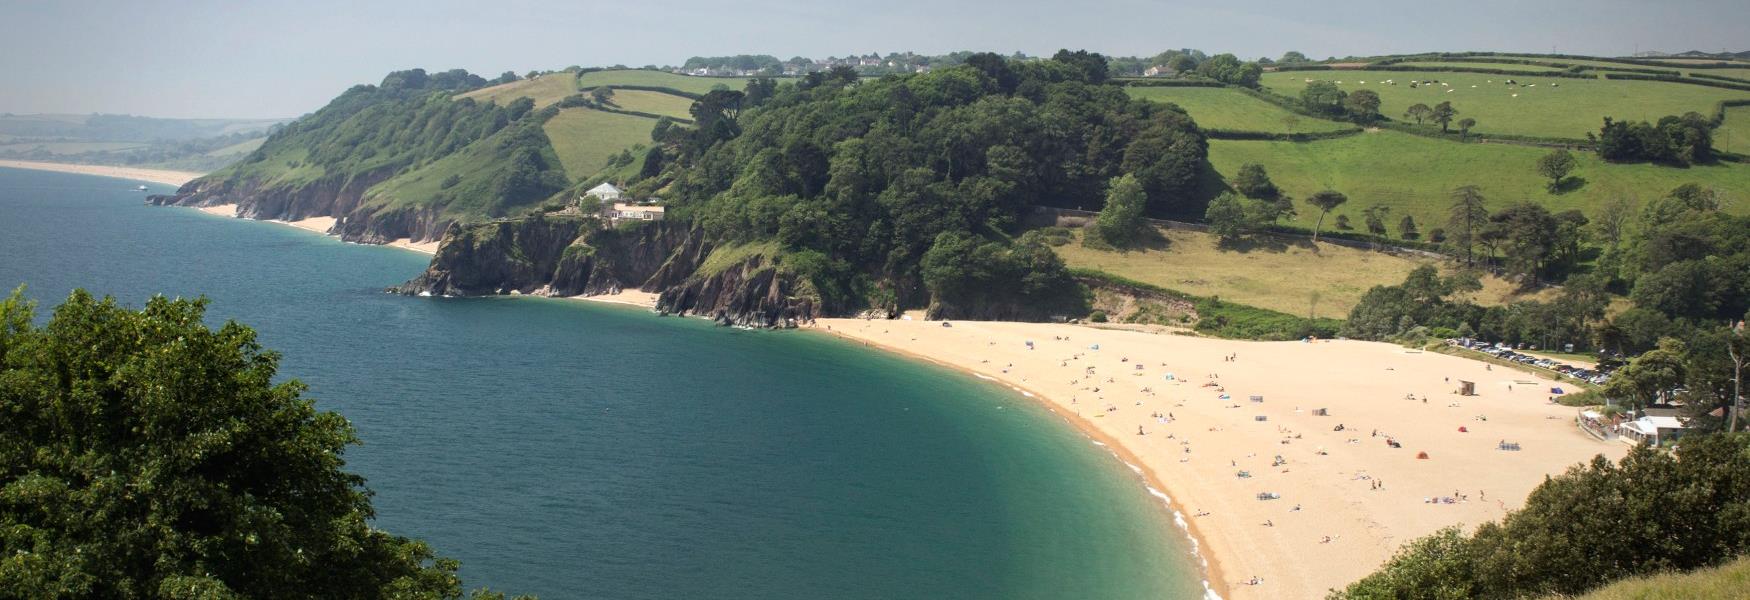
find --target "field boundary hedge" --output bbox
[1600,72,1750,92]
[1204,127,1364,141]
[1115,78,1226,88]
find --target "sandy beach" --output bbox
[815,318,1625,599]
[574,289,660,308]
[0,159,203,187]
[188,205,439,255]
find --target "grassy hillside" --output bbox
[457,73,579,108]
[576,69,782,95]
[1126,87,1353,132]
[1558,554,1750,600]
[1052,226,1546,316]
[603,89,694,119]
[1260,70,1750,138]
[542,108,656,180]
[1207,130,1750,233]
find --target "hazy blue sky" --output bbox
[2,0,1744,119]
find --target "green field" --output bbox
[457,73,580,108]
[1126,87,1353,132]
[542,108,656,179]
[1392,61,1565,71]
[1261,70,1750,139]
[1720,105,1750,155]
[576,69,784,95]
[1053,227,1545,316]
[1207,130,1750,233]
[604,89,695,119]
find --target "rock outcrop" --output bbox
[393,217,816,327]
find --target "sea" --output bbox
[0,166,1206,599]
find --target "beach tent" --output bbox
[1458,380,1476,396]
[1549,387,1565,394]
[1312,408,1328,416]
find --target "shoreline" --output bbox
[815,324,1229,599]
[811,317,1627,599]
[0,159,203,187]
[191,204,438,255]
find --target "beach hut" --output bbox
[1458,380,1476,396]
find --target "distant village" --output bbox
[663,51,1213,79]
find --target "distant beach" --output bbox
[0,159,203,187]
[815,317,1626,599]
[192,204,439,255]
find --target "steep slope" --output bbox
[149,69,571,243]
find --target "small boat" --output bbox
[136,185,149,191]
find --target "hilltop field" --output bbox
[1124,56,1750,241]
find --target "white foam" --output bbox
[974,373,997,381]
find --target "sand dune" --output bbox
[817,318,1625,599]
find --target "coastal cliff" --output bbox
[394,217,817,327]
[147,170,452,245]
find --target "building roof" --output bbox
[587,182,622,196]
[612,203,664,213]
[1640,415,1685,430]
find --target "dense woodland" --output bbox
[637,52,1209,319]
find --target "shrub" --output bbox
[1089,310,1109,323]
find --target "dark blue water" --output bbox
[0,166,1204,599]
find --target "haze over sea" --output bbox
[0,166,1204,599]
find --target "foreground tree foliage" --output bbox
[0,290,526,600]
[1333,433,1750,599]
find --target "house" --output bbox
[582,182,622,203]
[607,202,664,222]
[1619,415,1686,446]
[1143,65,1177,77]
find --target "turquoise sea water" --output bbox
[0,166,1205,599]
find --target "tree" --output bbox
[1204,192,1249,240]
[0,290,528,599]
[1306,189,1349,242]
[1093,174,1147,247]
[1535,149,1577,193]
[1404,103,1433,125]
[493,71,520,85]
[1398,214,1419,240]
[1491,202,1560,282]
[1300,81,1347,115]
[1335,214,1353,230]
[1447,186,1488,267]
[590,86,614,105]
[1232,163,1278,199]
[1166,54,1197,73]
[1051,49,1109,84]
[1279,51,1310,64]
[1343,89,1382,123]
[638,146,666,180]
[1431,101,1457,133]
[1457,118,1476,138]
[1363,204,1391,235]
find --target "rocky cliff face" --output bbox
[393,217,817,327]
[147,170,449,244]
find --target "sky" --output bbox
[2,0,1745,119]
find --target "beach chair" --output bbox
[1249,395,1264,403]
[1498,442,1522,451]
[1256,492,1280,501]
[1254,415,1268,422]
